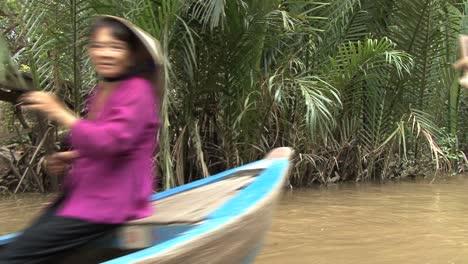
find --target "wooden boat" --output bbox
[0,147,293,264]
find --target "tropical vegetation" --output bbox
[0,0,467,192]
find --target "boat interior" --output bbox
[57,168,264,263]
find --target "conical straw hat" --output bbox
[97,15,164,67]
[94,15,165,96]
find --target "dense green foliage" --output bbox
[0,0,467,190]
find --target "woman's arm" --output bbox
[70,81,156,158]
[20,79,157,158]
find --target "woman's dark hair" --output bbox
[88,16,164,97]
[89,17,139,52]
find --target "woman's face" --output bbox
[88,27,133,78]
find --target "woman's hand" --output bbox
[19,92,78,128]
[44,151,79,177]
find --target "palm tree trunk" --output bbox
[71,0,81,113]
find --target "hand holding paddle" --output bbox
[19,91,78,128]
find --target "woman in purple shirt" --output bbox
[0,15,162,263]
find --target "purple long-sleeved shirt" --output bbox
[55,76,159,224]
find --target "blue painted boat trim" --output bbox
[150,160,271,201]
[0,160,268,247]
[0,158,289,264]
[102,158,289,264]
[0,233,19,246]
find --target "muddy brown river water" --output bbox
[2,175,468,263]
